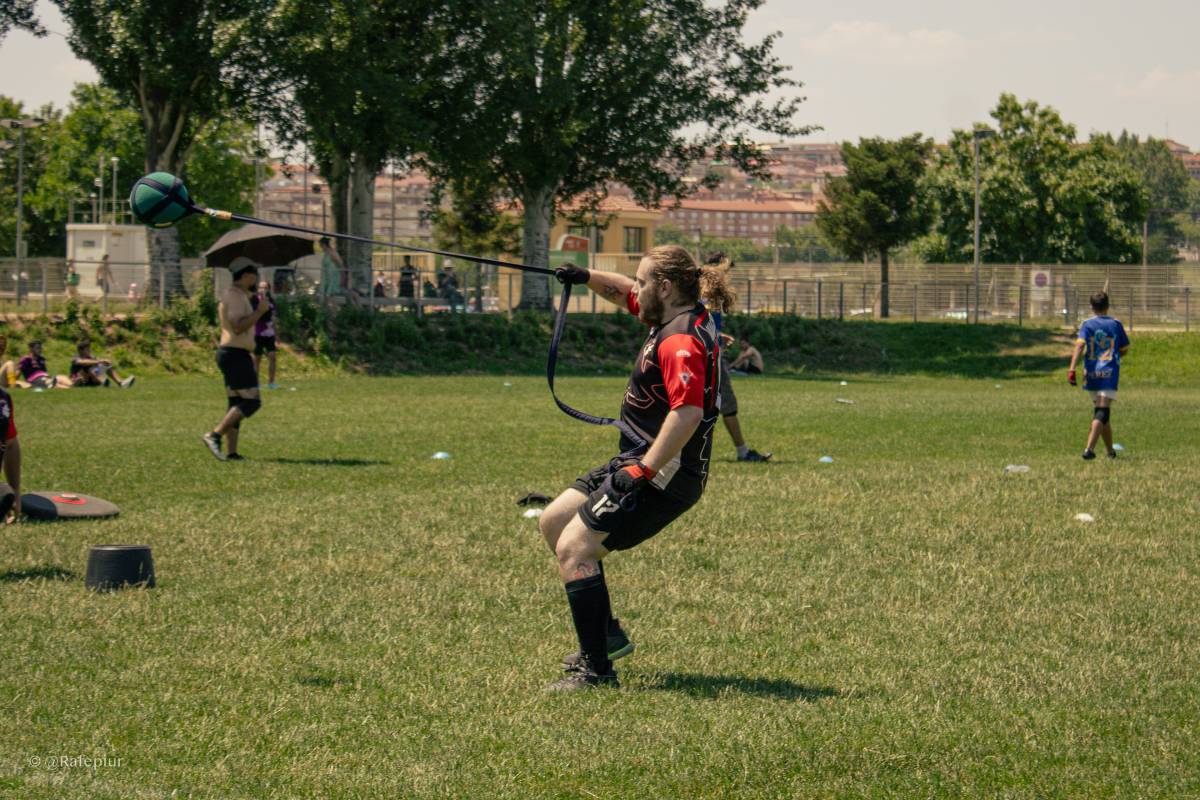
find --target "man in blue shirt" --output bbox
[1067,291,1130,460]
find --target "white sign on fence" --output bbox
[1030,268,1052,302]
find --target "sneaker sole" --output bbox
[202,436,226,461]
[608,641,635,661]
[561,641,635,670]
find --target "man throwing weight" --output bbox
[539,245,735,691]
[203,264,270,461]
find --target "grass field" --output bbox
[2,365,1199,798]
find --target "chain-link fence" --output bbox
[4,255,1198,331]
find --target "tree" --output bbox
[0,0,43,40]
[816,134,932,318]
[53,0,270,294]
[426,0,809,309]
[0,96,58,258]
[9,85,257,259]
[1110,132,1192,263]
[430,177,523,259]
[923,94,1147,265]
[259,0,453,295]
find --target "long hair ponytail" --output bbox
[645,245,738,314]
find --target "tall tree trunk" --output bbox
[324,152,350,292]
[519,186,553,310]
[144,106,189,299]
[148,227,184,300]
[879,248,890,319]
[347,159,376,296]
[327,152,350,241]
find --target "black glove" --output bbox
[555,265,591,286]
[605,462,654,511]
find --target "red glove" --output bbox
[1068,369,1077,386]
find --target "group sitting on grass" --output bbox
[0,336,135,390]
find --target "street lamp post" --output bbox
[972,128,996,324]
[2,118,45,305]
[111,157,119,224]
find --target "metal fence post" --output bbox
[745,278,752,315]
[1185,287,1190,332]
[1018,284,1025,327]
[912,284,918,322]
[816,280,822,319]
[861,283,867,317]
[1129,290,1134,332]
[42,263,47,313]
[781,280,788,315]
[591,291,596,315]
[838,282,845,321]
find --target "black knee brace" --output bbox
[1093,406,1110,425]
[237,397,262,418]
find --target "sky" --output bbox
[1,0,1198,148]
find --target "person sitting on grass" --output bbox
[0,335,24,389]
[728,336,764,376]
[18,341,71,389]
[69,339,135,388]
[1068,291,1130,460]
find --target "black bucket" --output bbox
[85,545,155,591]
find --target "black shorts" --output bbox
[571,463,696,551]
[254,336,277,355]
[216,347,258,391]
[718,356,738,417]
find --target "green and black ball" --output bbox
[129,172,193,228]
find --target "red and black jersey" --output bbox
[622,288,720,502]
[0,387,16,451]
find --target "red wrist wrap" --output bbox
[626,462,657,481]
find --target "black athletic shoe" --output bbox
[737,449,772,462]
[202,432,226,461]
[562,618,635,671]
[1106,449,1117,459]
[226,453,246,461]
[545,656,619,692]
[1082,449,1096,460]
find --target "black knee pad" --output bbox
[237,397,262,418]
[1093,406,1110,425]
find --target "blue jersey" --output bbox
[1076,316,1129,392]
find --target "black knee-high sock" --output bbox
[565,572,612,673]
[598,561,615,628]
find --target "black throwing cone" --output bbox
[85,545,155,592]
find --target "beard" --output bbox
[638,289,665,325]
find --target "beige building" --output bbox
[551,195,662,265]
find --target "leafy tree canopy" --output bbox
[425,0,811,308]
[0,0,43,40]
[922,94,1148,264]
[816,134,932,316]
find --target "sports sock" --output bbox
[565,573,612,673]
[736,444,749,458]
[598,561,616,627]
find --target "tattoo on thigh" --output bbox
[570,561,600,581]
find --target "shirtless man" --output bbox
[202,264,270,461]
